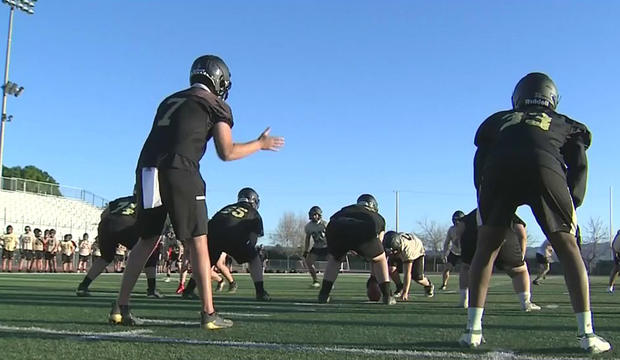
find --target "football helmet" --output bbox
[511,72,559,110]
[238,187,260,210]
[190,55,232,100]
[452,210,465,225]
[308,206,322,220]
[357,194,378,212]
[382,231,401,253]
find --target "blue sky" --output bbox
[2,1,619,245]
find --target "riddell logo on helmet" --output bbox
[524,98,549,106]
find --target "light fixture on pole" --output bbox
[0,0,35,183]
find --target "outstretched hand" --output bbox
[258,127,285,151]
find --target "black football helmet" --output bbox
[357,194,378,212]
[238,187,260,210]
[190,55,232,100]
[382,231,400,254]
[511,72,559,110]
[452,210,465,225]
[308,206,322,220]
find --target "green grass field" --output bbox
[0,272,618,360]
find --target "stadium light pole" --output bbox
[0,0,35,184]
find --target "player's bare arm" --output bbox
[213,123,284,161]
[401,261,413,301]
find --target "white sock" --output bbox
[576,311,594,335]
[459,289,468,305]
[467,307,484,331]
[518,291,530,306]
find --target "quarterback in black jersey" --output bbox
[460,73,610,353]
[458,209,540,312]
[318,194,395,305]
[111,55,284,330]
[183,188,270,301]
[76,196,162,298]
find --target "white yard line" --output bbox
[0,323,592,359]
[0,324,151,337]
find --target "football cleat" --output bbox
[459,329,485,348]
[175,283,185,294]
[522,301,541,312]
[201,312,233,330]
[532,279,541,286]
[164,277,171,283]
[579,333,611,354]
[181,291,200,300]
[228,282,238,294]
[440,285,447,291]
[108,301,143,326]
[424,283,435,298]
[147,289,165,299]
[311,281,320,289]
[383,295,397,305]
[256,291,271,301]
[216,280,225,292]
[607,287,614,294]
[76,287,91,297]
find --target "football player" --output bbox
[18,226,35,272]
[459,209,540,312]
[77,195,163,298]
[77,233,91,273]
[60,234,76,273]
[383,231,434,300]
[608,230,620,293]
[31,228,45,272]
[532,239,554,285]
[303,206,328,288]
[45,229,58,273]
[460,73,610,353]
[110,55,284,330]
[183,188,270,301]
[0,225,18,272]
[441,211,466,290]
[318,194,395,305]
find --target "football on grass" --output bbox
[366,276,381,302]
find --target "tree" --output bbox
[581,217,609,274]
[415,218,449,272]
[1,165,61,195]
[269,211,306,255]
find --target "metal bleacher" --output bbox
[0,177,106,238]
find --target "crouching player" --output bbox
[459,209,540,312]
[382,231,434,300]
[181,188,270,301]
[318,194,395,305]
[76,195,163,298]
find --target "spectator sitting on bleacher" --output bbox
[1,225,18,272]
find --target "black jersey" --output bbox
[101,196,137,233]
[208,202,264,237]
[137,84,234,170]
[474,105,590,206]
[329,205,385,235]
[461,209,525,246]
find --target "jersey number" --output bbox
[110,201,135,216]
[500,112,552,132]
[221,206,249,218]
[157,98,187,126]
